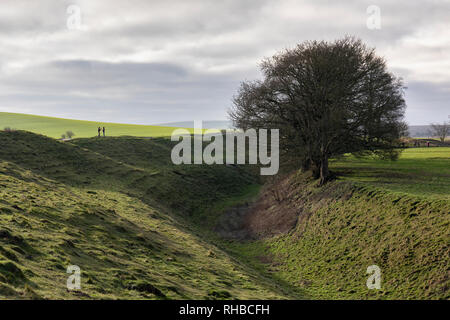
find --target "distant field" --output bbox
[331,147,450,199]
[0,112,190,138]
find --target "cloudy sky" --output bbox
[0,0,448,125]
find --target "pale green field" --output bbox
[331,147,450,199]
[0,112,190,138]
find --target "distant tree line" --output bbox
[61,130,75,139]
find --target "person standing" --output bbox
[98,127,101,137]
[103,127,106,137]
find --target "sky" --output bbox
[0,0,448,125]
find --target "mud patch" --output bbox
[214,204,252,240]
[214,172,352,240]
[214,173,302,240]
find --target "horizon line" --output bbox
[0,111,434,127]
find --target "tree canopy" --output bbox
[229,37,407,184]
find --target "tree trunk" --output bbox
[319,154,329,186]
[312,161,320,179]
[301,158,311,172]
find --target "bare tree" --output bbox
[230,37,407,185]
[429,122,449,142]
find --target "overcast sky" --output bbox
[0,0,448,125]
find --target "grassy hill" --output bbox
[0,130,300,299]
[228,148,450,299]
[0,112,190,139]
[0,128,448,300]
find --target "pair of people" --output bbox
[98,127,106,137]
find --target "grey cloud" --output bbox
[0,0,448,124]
[0,59,240,123]
[405,81,450,125]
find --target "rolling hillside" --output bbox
[0,112,190,139]
[0,130,299,299]
[0,129,448,300]
[227,148,450,299]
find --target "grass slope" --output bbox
[0,130,296,299]
[0,112,189,139]
[230,148,450,299]
[1,128,448,300]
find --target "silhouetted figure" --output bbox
[103,127,106,137]
[98,127,101,137]
[427,141,430,147]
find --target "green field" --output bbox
[0,112,189,138]
[331,148,450,199]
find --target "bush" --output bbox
[3,127,15,132]
[66,131,75,139]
